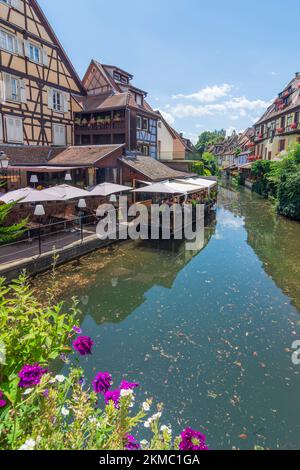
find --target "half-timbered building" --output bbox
[0,0,85,148]
[74,60,158,158]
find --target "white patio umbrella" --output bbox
[133,180,204,195]
[42,184,90,201]
[0,187,36,204]
[21,190,64,204]
[89,182,132,197]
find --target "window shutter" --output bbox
[0,73,6,102]
[0,115,3,142]
[14,117,23,142]
[48,88,53,109]
[17,38,24,56]
[53,124,66,145]
[4,74,12,101]
[42,48,49,67]
[20,80,27,103]
[24,40,30,58]
[5,115,23,143]
[63,93,69,113]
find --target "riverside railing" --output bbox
[0,215,98,267]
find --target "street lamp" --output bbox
[34,204,45,256]
[0,152,10,192]
[78,198,87,244]
[0,152,9,170]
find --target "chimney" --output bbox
[295,72,300,78]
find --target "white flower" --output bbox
[142,401,151,412]
[144,420,151,428]
[160,425,172,435]
[55,375,66,383]
[140,439,149,448]
[19,439,36,450]
[151,412,162,421]
[23,388,33,396]
[120,389,134,398]
[61,406,70,416]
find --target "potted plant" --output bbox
[81,118,88,126]
[291,122,298,130]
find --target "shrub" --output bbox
[277,169,300,220]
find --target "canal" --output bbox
[34,186,300,450]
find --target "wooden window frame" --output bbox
[142,117,149,131]
[28,42,41,64]
[136,116,142,130]
[0,28,17,54]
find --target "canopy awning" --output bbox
[89,182,132,197]
[8,165,85,173]
[133,180,205,195]
[0,184,91,204]
[177,178,217,190]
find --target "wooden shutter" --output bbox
[5,115,23,143]
[4,74,12,101]
[24,40,30,58]
[0,115,3,142]
[17,38,24,56]
[48,88,53,110]
[53,124,66,145]
[20,80,27,103]
[42,48,49,67]
[63,93,69,113]
[0,73,6,102]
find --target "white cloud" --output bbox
[172,84,232,102]
[159,110,175,125]
[168,96,271,119]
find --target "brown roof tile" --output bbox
[1,145,66,166]
[49,144,125,166]
[120,155,193,182]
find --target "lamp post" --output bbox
[0,152,10,191]
[78,198,87,244]
[34,204,45,256]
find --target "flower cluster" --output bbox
[125,434,140,451]
[18,364,48,389]
[179,428,209,451]
[92,372,139,409]
[73,336,94,356]
[144,412,162,428]
[92,372,112,394]
[0,390,6,408]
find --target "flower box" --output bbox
[291,123,298,130]
[276,127,285,134]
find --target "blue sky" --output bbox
[39,0,300,143]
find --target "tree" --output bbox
[0,201,27,244]
[195,129,226,154]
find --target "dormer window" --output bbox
[113,71,121,81]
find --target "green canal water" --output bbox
[35,186,300,450]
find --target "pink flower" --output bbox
[73,336,94,356]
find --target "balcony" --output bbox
[75,119,126,133]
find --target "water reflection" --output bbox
[219,185,300,312]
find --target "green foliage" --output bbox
[0,201,27,244]
[248,143,300,220]
[277,169,300,220]
[195,129,226,154]
[0,274,78,388]
[192,152,219,177]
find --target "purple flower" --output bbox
[93,372,112,394]
[179,428,209,451]
[125,434,141,451]
[104,389,120,409]
[18,364,48,389]
[120,380,139,390]
[0,390,7,408]
[43,389,49,398]
[73,336,94,356]
[73,326,82,335]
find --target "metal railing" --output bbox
[0,215,98,267]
